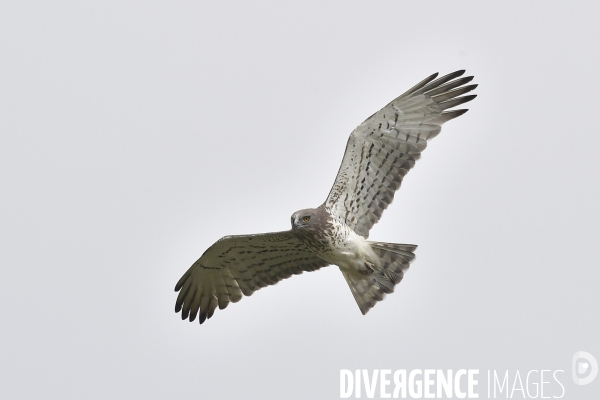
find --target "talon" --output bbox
[361,261,376,275]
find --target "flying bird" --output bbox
[175,70,477,324]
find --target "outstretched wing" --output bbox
[324,70,477,238]
[174,231,329,324]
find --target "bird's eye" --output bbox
[302,216,311,222]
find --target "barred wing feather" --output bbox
[324,70,477,238]
[174,231,329,324]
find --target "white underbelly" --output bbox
[318,231,378,271]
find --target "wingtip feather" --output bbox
[396,72,439,100]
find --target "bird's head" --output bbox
[291,207,326,231]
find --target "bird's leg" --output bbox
[359,261,376,275]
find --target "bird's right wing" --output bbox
[174,231,329,324]
[324,70,477,238]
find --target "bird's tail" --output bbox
[341,242,417,315]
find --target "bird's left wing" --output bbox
[174,231,329,324]
[324,70,477,238]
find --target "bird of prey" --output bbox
[174,70,477,324]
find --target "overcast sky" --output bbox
[1,1,599,399]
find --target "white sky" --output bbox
[1,1,599,399]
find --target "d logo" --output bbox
[572,351,598,385]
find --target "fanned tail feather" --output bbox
[342,242,417,315]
